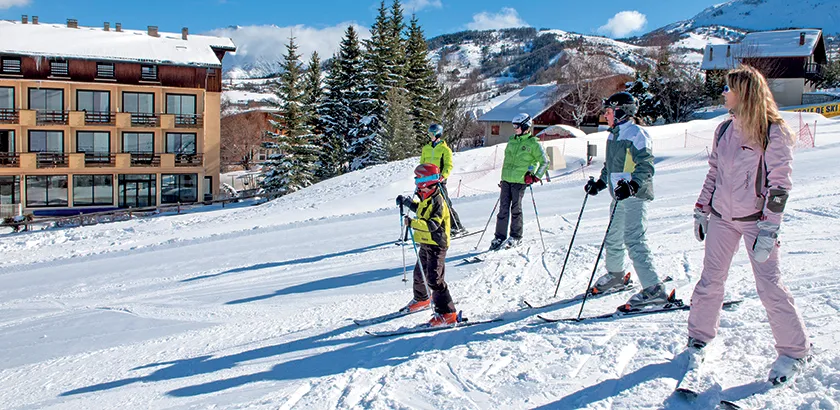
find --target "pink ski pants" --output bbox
[687,214,809,358]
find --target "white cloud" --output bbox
[403,0,443,13]
[597,10,647,38]
[205,23,372,77]
[466,7,529,31]
[0,0,29,9]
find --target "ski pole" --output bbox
[553,179,593,298]
[475,196,500,250]
[408,226,435,312]
[576,200,619,321]
[529,185,546,254]
[400,203,408,283]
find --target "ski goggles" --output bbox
[723,85,730,94]
[415,174,441,185]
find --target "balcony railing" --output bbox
[84,152,116,167]
[0,152,19,167]
[36,110,69,125]
[35,152,69,168]
[174,114,203,128]
[129,113,160,127]
[128,152,161,167]
[84,111,115,125]
[805,63,823,77]
[174,153,203,167]
[0,108,18,124]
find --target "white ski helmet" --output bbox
[511,113,533,130]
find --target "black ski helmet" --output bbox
[602,92,638,122]
[511,113,533,131]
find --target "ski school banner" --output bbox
[785,101,840,118]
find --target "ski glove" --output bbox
[524,172,541,186]
[613,179,639,201]
[752,220,780,263]
[396,194,413,209]
[584,178,607,196]
[693,204,709,242]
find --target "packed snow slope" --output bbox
[1,113,839,409]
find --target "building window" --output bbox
[123,92,154,114]
[50,60,69,77]
[73,175,113,206]
[166,133,196,155]
[77,90,110,114]
[28,88,64,111]
[166,94,197,126]
[0,130,13,153]
[122,132,154,153]
[161,174,197,204]
[0,87,13,109]
[1,57,21,74]
[77,131,110,163]
[118,174,156,208]
[28,130,63,152]
[0,176,20,205]
[141,65,158,81]
[25,175,68,207]
[491,125,500,135]
[96,63,115,79]
[203,176,212,201]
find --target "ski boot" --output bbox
[504,237,521,249]
[768,353,811,385]
[489,237,505,251]
[401,298,430,313]
[589,271,632,295]
[619,282,670,312]
[428,311,460,327]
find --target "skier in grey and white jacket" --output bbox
[584,91,670,310]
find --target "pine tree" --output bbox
[383,87,415,161]
[261,36,320,194]
[625,70,661,125]
[388,0,407,90]
[405,13,440,151]
[319,26,366,177]
[302,51,323,128]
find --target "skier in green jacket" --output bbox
[490,113,548,251]
[421,124,466,236]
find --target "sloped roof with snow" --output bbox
[0,20,235,68]
[701,29,823,70]
[477,84,561,123]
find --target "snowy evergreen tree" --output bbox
[383,87,415,161]
[302,51,323,128]
[318,26,365,178]
[625,71,661,125]
[261,36,319,194]
[405,14,440,150]
[388,0,407,90]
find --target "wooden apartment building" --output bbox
[0,16,235,216]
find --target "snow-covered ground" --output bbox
[1,113,839,409]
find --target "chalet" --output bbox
[701,29,827,107]
[0,16,235,216]
[477,75,631,146]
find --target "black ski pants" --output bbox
[413,244,456,314]
[494,181,527,241]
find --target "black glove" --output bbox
[614,179,639,201]
[584,179,607,196]
[396,195,404,207]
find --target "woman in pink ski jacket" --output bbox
[688,65,810,384]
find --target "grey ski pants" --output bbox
[604,197,660,289]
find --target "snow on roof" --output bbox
[477,84,561,123]
[701,29,822,70]
[0,20,235,68]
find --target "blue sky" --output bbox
[0,0,723,38]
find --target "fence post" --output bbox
[456,179,462,198]
[813,120,817,147]
[493,146,498,168]
[685,130,688,148]
[177,202,181,214]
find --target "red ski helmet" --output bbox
[414,163,442,190]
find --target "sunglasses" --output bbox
[722,85,730,94]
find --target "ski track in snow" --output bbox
[1,113,839,409]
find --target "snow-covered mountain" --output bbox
[659,0,840,35]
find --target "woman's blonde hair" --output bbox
[726,65,795,148]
